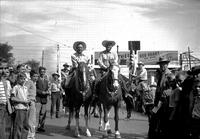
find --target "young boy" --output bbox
[50,72,62,118]
[26,70,38,139]
[11,73,30,139]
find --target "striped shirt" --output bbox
[0,81,6,104]
[0,80,11,105]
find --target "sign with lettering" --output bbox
[94,51,178,65]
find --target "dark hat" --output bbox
[157,57,170,64]
[73,41,86,51]
[63,63,69,67]
[52,72,60,77]
[137,61,144,65]
[102,40,116,47]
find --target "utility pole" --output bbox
[188,46,191,70]
[57,44,61,78]
[41,50,44,67]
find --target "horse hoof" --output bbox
[102,134,108,139]
[74,134,81,138]
[74,132,81,138]
[65,125,70,130]
[86,129,91,137]
[115,134,121,139]
[107,129,112,134]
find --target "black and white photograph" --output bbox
[0,0,200,139]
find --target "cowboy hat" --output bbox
[52,72,60,77]
[137,61,144,65]
[63,63,69,67]
[102,40,116,47]
[73,41,86,51]
[157,57,170,64]
[150,82,157,87]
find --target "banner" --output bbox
[94,51,178,65]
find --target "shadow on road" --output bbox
[37,124,147,139]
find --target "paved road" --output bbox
[35,102,148,139]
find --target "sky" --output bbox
[0,0,200,67]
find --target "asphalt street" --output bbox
[35,101,148,139]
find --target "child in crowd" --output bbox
[11,73,30,139]
[26,70,38,139]
[50,72,63,118]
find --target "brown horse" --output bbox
[96,65,122,139]
[63,62,92,137]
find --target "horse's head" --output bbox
[107,64,120,91]
[76,62,89,91]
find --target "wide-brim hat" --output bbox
[73,41,86,51]
[137,61,144,65]
[63,63,69,67]
[157,57,170,64]
[102,40,116,47]
[52,72,60,77]
[150,82,157,87]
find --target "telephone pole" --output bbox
[188,46,191,70]
[41,50,44,67]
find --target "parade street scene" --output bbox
[0,0,200,139]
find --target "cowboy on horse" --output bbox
[94,40,131,98]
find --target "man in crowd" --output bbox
[0,58,12,139]
[148,57,172,139]
[36,66,50,132]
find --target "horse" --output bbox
[96,64,123,139]
[62,62,92,137]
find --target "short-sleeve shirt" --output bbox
[12,84,28,110]
[98,50,118,69]
[136,67,148,81]
[71,52,90,68]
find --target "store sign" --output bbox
[138,51,178,65]
[94,51,178,65]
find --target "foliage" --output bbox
[0,43,15,65]
[24,59,40,72]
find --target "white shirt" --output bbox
[12,84,28,109]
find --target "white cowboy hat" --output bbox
[137,61,144,65]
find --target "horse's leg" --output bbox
[66,107,73,130]
[102,105,111,138]
[84,105,91,137]
[74,107,80,137]
[114,103,121,139]
[98,103,103,131]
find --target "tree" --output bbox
[24,59,40,72]
[0,42,15,65]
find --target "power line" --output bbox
[1,20,70,47]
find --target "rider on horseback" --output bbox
[94,40,131,99]
[67,41,90,89]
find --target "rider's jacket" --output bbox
[71,52,90,68]
[98,50,118,70]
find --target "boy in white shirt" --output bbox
[11,73,30,139]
